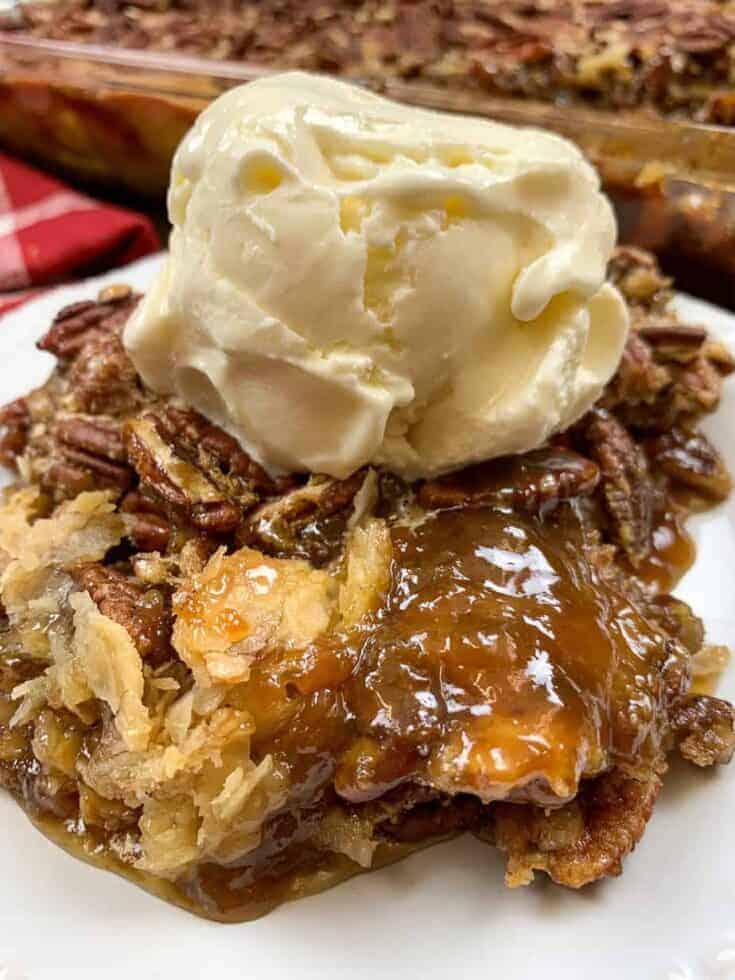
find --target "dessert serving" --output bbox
[0,73,733,922]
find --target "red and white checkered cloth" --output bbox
[0,152,160,317]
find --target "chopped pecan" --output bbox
[671,695,735,766]
[37,293,138,360]
[127,513,171,553]
[0,397,30,468]
[582,410,656,565]
[418,447,599,516]
[609,334,730,433]
[152,404,284,510]
[67,333,142,416]
[607,246,671,310]
[601,330,671,415]
[602,247,733,434]
[241,470,366,565]
[701,339,735,376]
[74,563,173,663]
[637,322,708,363]
[120,490,172,553]
[645,595,704,656]
[124,416,241,535]
[15,0,735,127]
[647,428,732,500]
[666,355,726,422]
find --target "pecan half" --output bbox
[37,292,138,360]
[55,414,126,462]
[44,447,132,497]
[418,447,599,515]
[582,409,656,566]
[152,404,284,510]
[127,513,171,553]
[647,428,732,500]
[241,470,366,565]
[75,563,173,663]
[41,413,133,500]
[124,416,241,535]
[671,695,735,767]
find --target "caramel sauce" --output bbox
[237,508,681,805]
[26,807,425,923]
[629,509,696,593]
[691,674,718,697]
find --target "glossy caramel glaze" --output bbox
[630,508,696,593]
[234,507,684,807]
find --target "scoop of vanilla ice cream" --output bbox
[124,71,628,480]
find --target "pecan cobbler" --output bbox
[0,246,732,919]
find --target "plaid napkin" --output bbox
[0,152,160,316]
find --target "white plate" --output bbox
[1,257,734,980]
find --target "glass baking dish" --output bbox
[2,32,735,306]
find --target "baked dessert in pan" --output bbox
[8,0,735,125]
